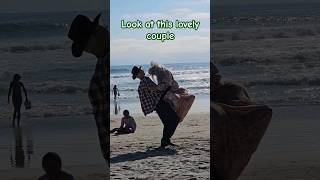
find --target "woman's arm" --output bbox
[8,82,12,104]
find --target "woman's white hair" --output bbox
[148,61,164,75]
[148,61,166,82]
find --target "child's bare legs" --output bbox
[13,102,22,127]
[17,108,21,126]
[12,109,16,126]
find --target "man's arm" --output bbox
[145,78,161,92]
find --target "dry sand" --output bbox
[110,112,210,179]
[239,105,320,180]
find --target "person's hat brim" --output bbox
[71,13,101,57]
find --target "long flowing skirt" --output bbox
[212,103,272,180]
[164,88,195,122]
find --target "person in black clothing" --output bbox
[8,74,28,126]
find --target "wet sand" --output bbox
[0,115,108,179]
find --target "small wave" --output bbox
[27,84,87,94]
[0,44,66,53]
[187,86,210,90]
[111,74,130,79]
[247,77,320,86]
[213,24,320,42]
[177,78,209,83]
[0,22,68,39]
[215,56,274,66]
[213,15,320,29]
[110,68,131,74]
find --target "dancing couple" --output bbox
[132,63,195,147]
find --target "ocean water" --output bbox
[212,3,320,106]
[110,63,210,116]
[0,11,209,121]
[212,3,320,29]
[110,63,209,99]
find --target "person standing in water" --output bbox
[8,74,28,126]
[113,85,119,100]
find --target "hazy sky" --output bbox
[110,0,210,66]
[0,0,108,13]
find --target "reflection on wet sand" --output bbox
[10,127,34,168]
[114,99,121,115]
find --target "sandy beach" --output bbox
[110,112,210,179]
[239,105,320,180]
[0,115,108,180]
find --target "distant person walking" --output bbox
[68,13,110,165]
[8,74,29,126]
[132,66,179,147]
[113,85,120,100]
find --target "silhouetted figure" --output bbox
[8,74,28,126]
[68,14,110,165]
[38,152,75,180]
[110,110,136,134]
[113,85,119,100]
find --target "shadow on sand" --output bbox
[110,147,177,163]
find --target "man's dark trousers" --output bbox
[155,99,179,143]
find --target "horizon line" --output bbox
[111,61,209,67]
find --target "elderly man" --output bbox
[68,14,109,165]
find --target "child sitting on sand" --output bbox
[110,110,136,134]
[38,152,75,180]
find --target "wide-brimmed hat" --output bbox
[131,66,142,79]
[68,13,101,57]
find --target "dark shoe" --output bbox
[161,139,177,147]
